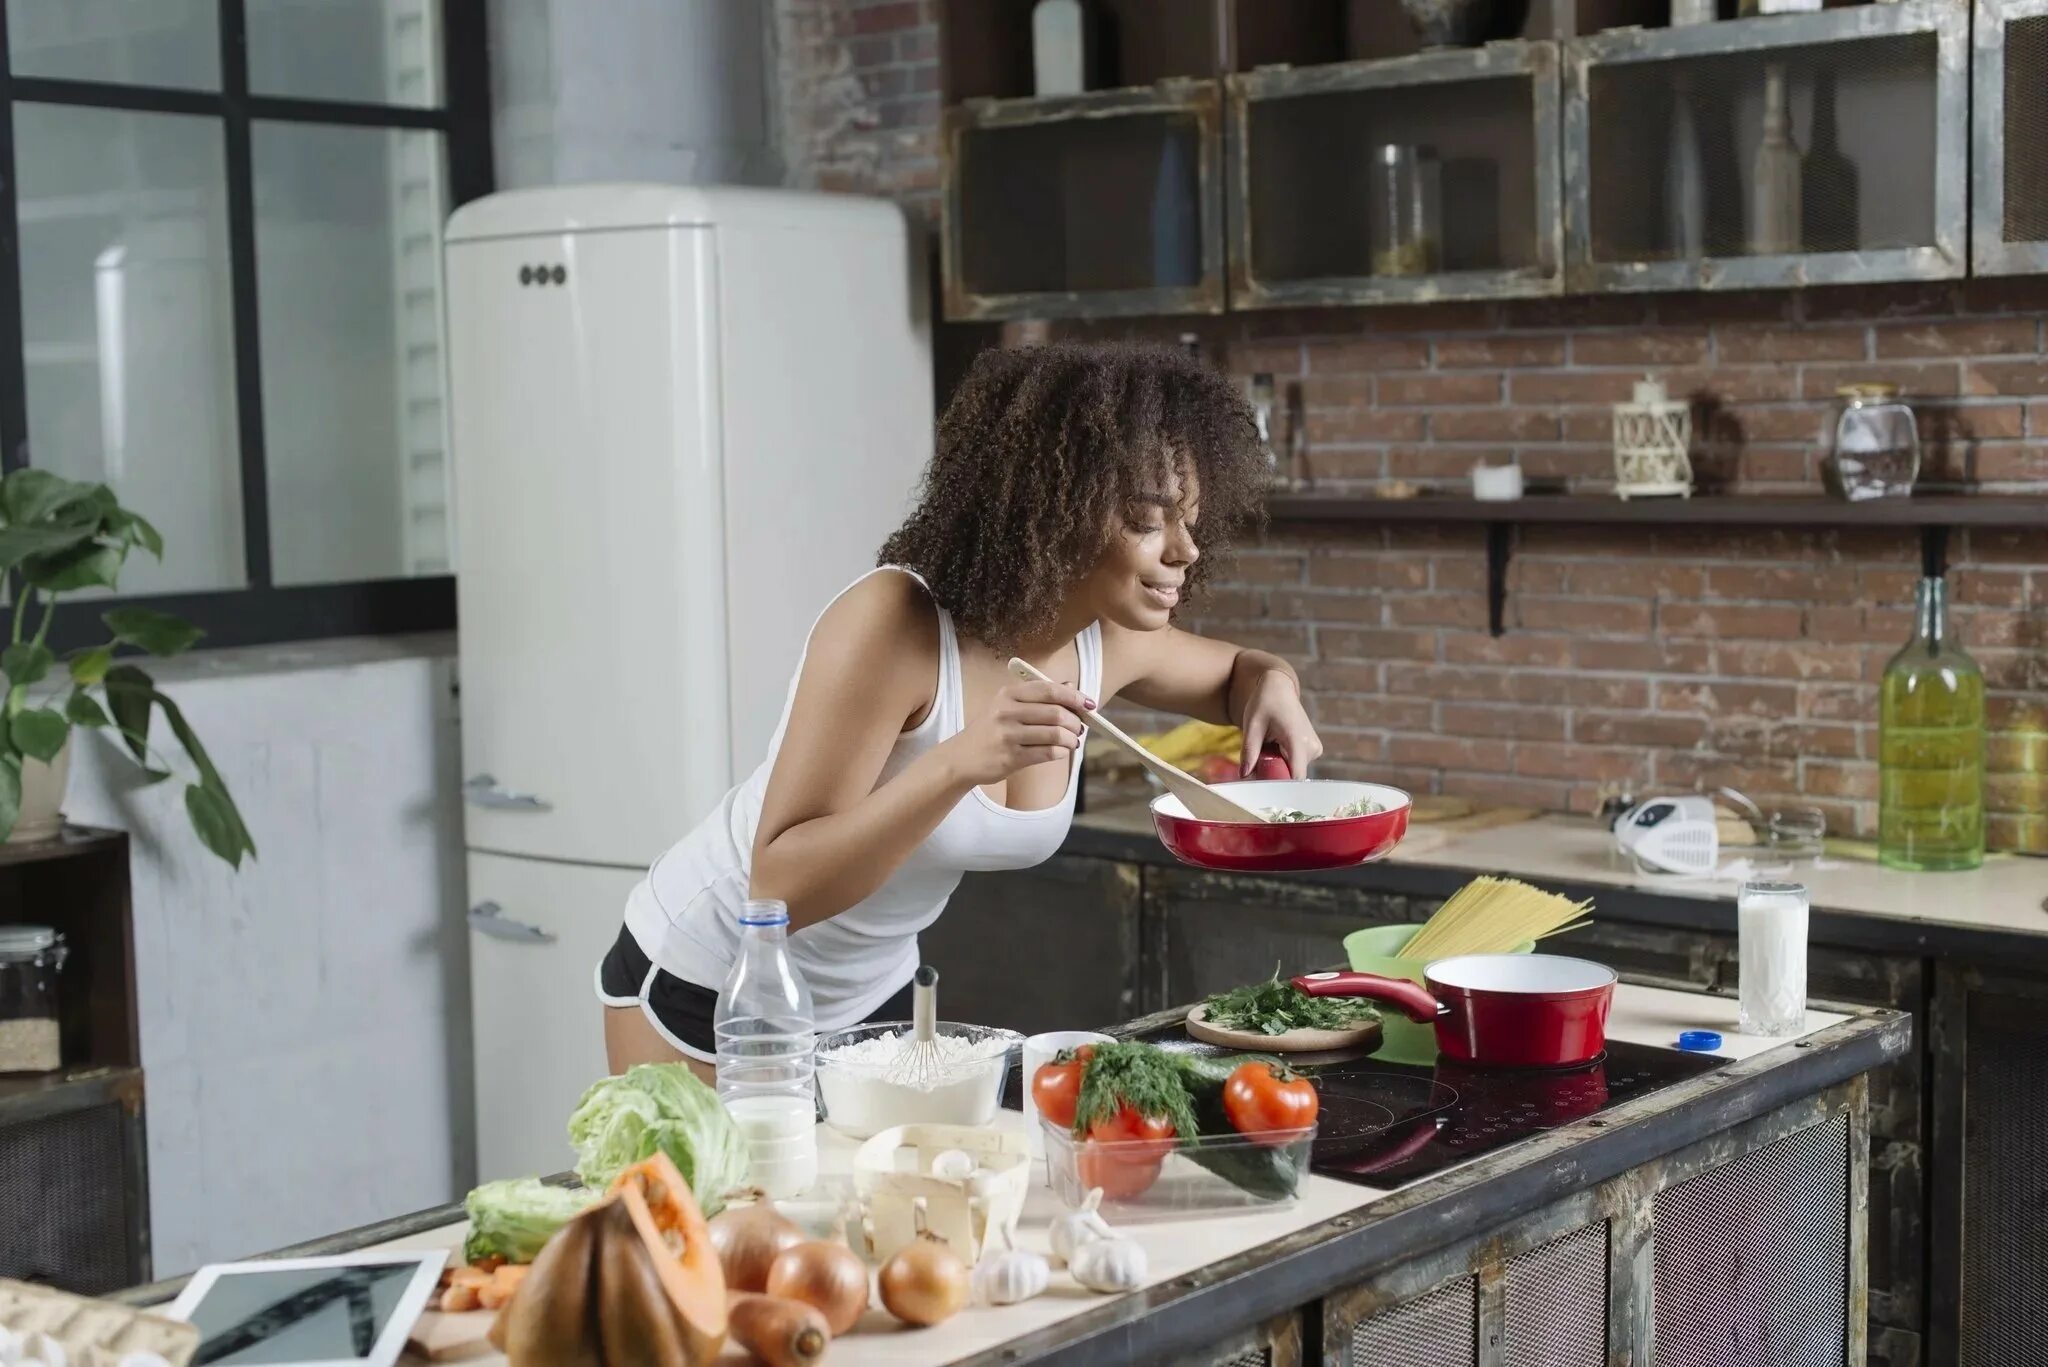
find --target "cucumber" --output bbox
[1171,1054,1304,1201]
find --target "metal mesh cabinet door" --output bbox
[1326,1274,1478,1367]
[1974,0,2048,274]
[1502,1221,1607,1367]
[1169,1311,1304,1367]
[0,1093,147,1294]
[1934,968,2048,1367]
[1652,1114,1851,1367]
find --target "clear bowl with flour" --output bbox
[814,1021,1022,1139]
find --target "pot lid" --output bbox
[0,924,58,954]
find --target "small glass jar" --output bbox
[0,925,66,1073]
[1737,881,1808,1037]
[1825,383,1920,501]
[1371,144,1441,278]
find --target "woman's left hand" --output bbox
[1239,670,1322,778]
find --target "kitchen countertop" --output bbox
[115,983,1901,1365]
[1069,800,2048,960]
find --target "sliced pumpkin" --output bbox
[611,1152,728,1359]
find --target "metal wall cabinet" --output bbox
[1929,963,2048,1367]
[1973,0,2048,275]
[1564,2,1969,292]
[1227,43,1564,309]
[940,82,1226,321]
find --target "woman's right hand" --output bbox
[944,679,1093,786]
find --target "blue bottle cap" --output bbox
[1676,1030,1723,1052]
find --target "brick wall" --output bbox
[778,0,2048,853]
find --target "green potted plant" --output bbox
[0,469,255,867]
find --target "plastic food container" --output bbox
[814,1021,1022,1139]
[1041,1117,1315,1219]
[0,925,66,1074]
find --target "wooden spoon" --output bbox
[1006,657,1269,823]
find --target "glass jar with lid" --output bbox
[0,925,67,1072]
[1824,383,1920,501]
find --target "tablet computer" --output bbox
[168,1250,448,1367]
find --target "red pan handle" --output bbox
[1249,743,1292,781]
[1292,971,1443,1024]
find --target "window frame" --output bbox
[0,0,491,653]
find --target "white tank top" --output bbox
[623,567,1102,1029]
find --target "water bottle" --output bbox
[714,899,817,1198]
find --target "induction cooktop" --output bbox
[1126,1027,1728,1189]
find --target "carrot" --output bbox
[727,1292,829,1367]
[442,1283,482,1313]
[479,1263,531,1310]
[451,1266,494,1289]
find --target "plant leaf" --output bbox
[103,607,203,657]
[1,642,54,688]
[69,647,112,685]
[64,689,108,727]
[107,508,164,559]
[185,783,247,869]
[9,707,67,763]
[0,752,19,842]
[103,664,153,765]
[2,469,98,526]
[0,524,96,575]
[23,541,122,592]
[156,695,255,861]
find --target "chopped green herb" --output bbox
[1072,1041,1201,1140]
[1202,966,1381,1036]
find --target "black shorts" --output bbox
[595,925,916,1061]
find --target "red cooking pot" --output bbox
[1149,753,1412,873]
[1293,954,1618,1069]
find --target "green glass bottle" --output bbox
[1878,576,1985,871]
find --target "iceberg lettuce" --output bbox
[566,1063,749,1214]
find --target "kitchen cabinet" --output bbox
[922,855,1142,1034]
[1929,963,2048,1367]
[1228,43,1563,309]
[1971,0,2048,276]
[1563,1,1968,292]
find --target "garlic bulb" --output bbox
[929,1149,977,1181]
[1048,1187,1114,1268]
[1069,1236,1148,1294]
[971,1228,1049,1306]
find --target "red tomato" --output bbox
[1222,1062,1319,1145]
[1031,1058,1085,1130]
[1076,1143,1163,1200]
[1086,1105,1177,1163]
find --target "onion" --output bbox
[878,1199,970,1327]
[765,1240,870,1336]
[708,1196,807,1293]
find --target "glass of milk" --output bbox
[1738,879,1809,1037]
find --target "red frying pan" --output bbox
[1293,954,1617,1069]
[1149,753,1412,873]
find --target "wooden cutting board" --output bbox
[1184,1004,1383,1054]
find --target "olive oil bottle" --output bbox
[1879,576,1985,871]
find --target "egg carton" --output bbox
[0,1280,197,1367]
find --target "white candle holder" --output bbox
[1612,376,1694,500]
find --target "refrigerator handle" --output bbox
[468,901,557,945]
[463,773,553,812]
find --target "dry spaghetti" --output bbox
[1399,876,1594,961]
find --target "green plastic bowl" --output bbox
[1341,923,1536,1066]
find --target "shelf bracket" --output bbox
[1487,522,1513,637]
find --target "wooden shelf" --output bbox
[1265,492,2048,527]
[1264,492,2045,636]
[0,1063,142,1121]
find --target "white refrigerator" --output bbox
[444,185,933,1179]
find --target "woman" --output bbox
[598,342,1323,1080]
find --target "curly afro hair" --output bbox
[879,341,1269,652]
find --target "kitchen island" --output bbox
[922,800,2045,1367]
[117,982,1904,1366]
